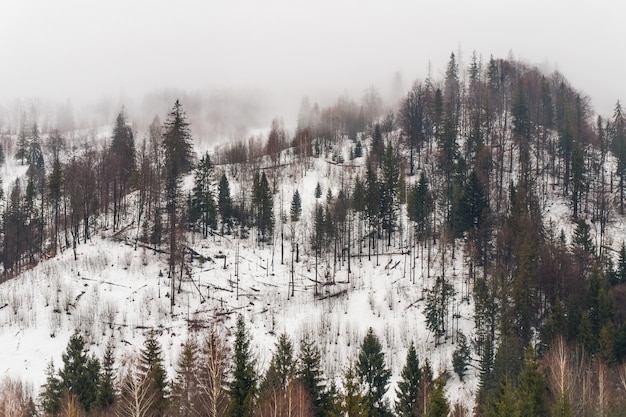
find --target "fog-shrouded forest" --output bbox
[2,52,626,417]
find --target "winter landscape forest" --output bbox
[1,51,626,417]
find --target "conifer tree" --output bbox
[296,335,327,417]
[218,173,233,234]
[259,332,294,397]
[172,337,201,417]
[407,171,432,241]
[424,276,454,343]
[40,360,62,416]
[380,141,400,246]
[290,190,302,222]
[27,122,45,179]
[138,330,169,417]
[340,361,367,417]
[162,100,194,310]
[189,152,216,238]
[96,340,116,411]
[356,328,391,417]
[252,171,274,243]
[227,315,256,417]
[15,118,28,165]
[452,333,471,381]
[517,347,548,417]
[314,182,322,199]
[426,378,449,417]
[395,342,421,417]
[485,376,519,417]
[109,108,135,230]
[58,333,100,413]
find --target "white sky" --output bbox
[1,0,624,119]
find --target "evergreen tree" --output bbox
[138,330,169,417]
[40,360,62,416]
[424,276,454,343]
[356,328,391,417]
[48,154,63,253]
[452,333,471,381]
[290,190,302,222]
[371,123,384,166]
[189,152,216,238]
[616,242,626,284]
[407,171,432,241]
[395,342,421,417]
[109,108,136,230]
[517,347,548,417]
[259,332,294,396]
[570,141,586,218]
[611,101,626,214]
[296,335,327,417]
[252,171,274,242]
[426,378,449,417]
[227,315,256,417]
[172,337,201,417]
[354,140,363,158]
[457,169,488,235]
[572,218,594,254]
[58,333,100,413]
[96,340,116,411]
[162,100,194,309]
[314,182,322,199]
[0,143,5,167]
[15,118,29,165]
[27,122,45,179]
[485,376,519,417]
[340,362,367,417]
[380,141,400,246]
[218,173,233,234]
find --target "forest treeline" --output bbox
[2,52,626,416]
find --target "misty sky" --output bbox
[1,0,624,121]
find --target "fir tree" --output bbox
[15,118,29,165]
[96,340,116,411]
[616,242,626,284]
[172,337,201,417]
[485,376,519,417]
[58,332,101,413]
[252,171,274,243]
[40,360,62,416]
[27,122,45,179]
[407,171,432,241]
[380,141,400,246]
[314,182,322,199]
[424,276,454,343]
[356,328,391,417]
[227,315,256,417]
[395,342,421,417]
[259,333,294,396]
[517,347,548,417]
[290,190,302,222]
[138,330,169,417]
[189,152,217,238]
[340,361,367,417]
[162,99,194,310]
[426,378,449,417]
[452,332,471,381]
[218,173,233,234]
[297,335,327,417]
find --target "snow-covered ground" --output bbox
[0,138,481,410]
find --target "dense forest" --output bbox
[1,52,626,416]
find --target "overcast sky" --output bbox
[1,0,624,122]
